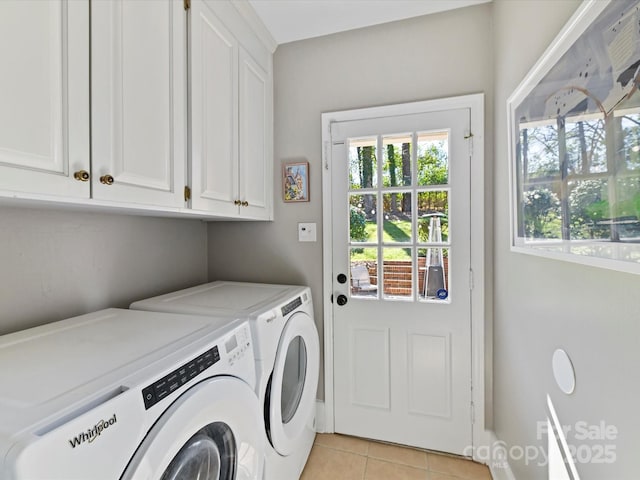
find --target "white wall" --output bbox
[0,206,207,335]
[208,4,494,400]
[493,1,640,478]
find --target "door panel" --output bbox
[331,108,472,454]
[408,332,450,417]
[350,327,390,409]
[190,0,238,214]
[0,0,89,197]
[239,47,270,218]
[92,0,186,207]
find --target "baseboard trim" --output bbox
[487,431,517,480]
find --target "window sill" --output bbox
[512,239,640,276]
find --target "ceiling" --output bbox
[248,0,492,45]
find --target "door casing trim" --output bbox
[321,94,490,459]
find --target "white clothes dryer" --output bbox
[131,281,319,480]
[0,308,264,480]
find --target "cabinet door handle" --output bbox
[234,200,242,206]
[73,170,90,182]
[100,174,115,185]
[241,201,249,207]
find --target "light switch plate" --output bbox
[298,223,317,242]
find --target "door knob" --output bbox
[336,294,348,306]
[337,273,347,284]
[73,170,90,182]
[100,174,114,185]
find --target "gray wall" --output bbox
[493,1,640,478]
[208,4,494,400]
[1,206,208,335]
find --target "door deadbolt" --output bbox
[337,273,347,284]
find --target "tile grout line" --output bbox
[362,455,368,480]
[316,440,434,471]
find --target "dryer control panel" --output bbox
[281,296,302,316]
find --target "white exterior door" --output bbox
[0,0,90,198]
[330,107,473,454]
[91,0,186,207]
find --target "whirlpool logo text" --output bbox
[68,414,117,448]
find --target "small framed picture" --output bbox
[283,161,309,202]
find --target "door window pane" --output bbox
[417,191,449,243]
[350,194,377,242]
[349,138,377,189]
[383,192,411,243]
[418,247,450,302]
[350,252,378,298]
[382,135,411,187]
[417,131,448,186]
[382,247,413,300]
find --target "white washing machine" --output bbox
[131,281,319,480]
[0,308,264,480]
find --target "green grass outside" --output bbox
[352,220,413,261]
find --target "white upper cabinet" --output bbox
[190,2,239,216]
[0,0,90,198]
[0,0,273,219]
[190,0,274,220]
[91,0,187,208]
[239,47,272,219]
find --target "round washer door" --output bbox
[267,311,319,456]
[122,377,263,480]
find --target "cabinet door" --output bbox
[0,0,90,198]
[239,48,273,220]
[92,0,186,208]
[190,0,239,215]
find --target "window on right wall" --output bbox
[508,0,640,274]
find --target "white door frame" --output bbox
[321,94,490,458]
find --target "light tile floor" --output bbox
[300,434,493,480]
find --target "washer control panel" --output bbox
[141,324,252,410]
[142,347,220,410]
